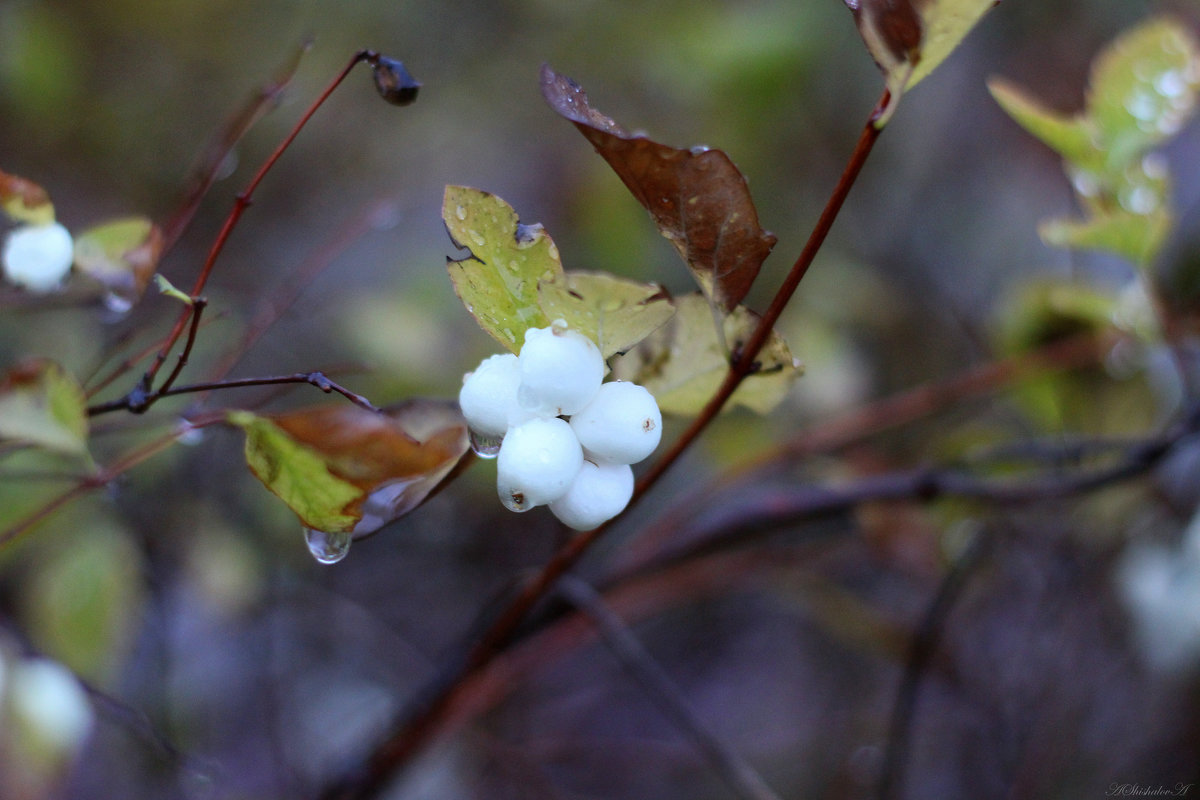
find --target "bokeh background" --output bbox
[3,1,1200,798]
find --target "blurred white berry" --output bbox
[517,321,603,416]
[9,658,94,754]
[497,416,583,512]
[1,222,73,292]
[459,353,521,437]
[570,381,662,465]
[549,460,634,530]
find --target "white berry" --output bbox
[2,222,73,292]
[459,353,521,437]
[570,381,662,465]
[496,416,583,512]
[517,321,603,416]
[549,460,634,530]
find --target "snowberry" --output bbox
[459,353,521,437]
[517,320,604,416]
[2,222,74,292]
[496,416,583,512]
[549,460,634,530]
[570,381,662,465]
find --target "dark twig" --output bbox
[130,49,387,410]
[876,531,991,800]
[559,576,784,800]
[87,371,378,417]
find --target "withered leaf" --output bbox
[230,399,470,537]
[540,65,775,316]
[0,168,54,225]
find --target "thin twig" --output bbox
[559,576,784,800]
[137,50,382,401]
[87,371,378,417]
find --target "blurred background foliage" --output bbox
[3,0,1200,798]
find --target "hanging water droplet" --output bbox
[102,291,134,315]
[469,429,502,459]
[304,527,351,564]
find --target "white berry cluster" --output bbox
[459,320,662,530]
[1,222,73,292]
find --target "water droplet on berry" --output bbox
[304,527,351,564]
[469,430,502,459]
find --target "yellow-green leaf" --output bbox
[538,271,674,359]
[72,217,163,312]
[611,293,801,415]
[444,186,565,352]
[0,168,54,225]
[0,360,89,457]
[229,410,364,534]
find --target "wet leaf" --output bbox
[0,168,54,225]
[846,0,1001,125]
[537,271,675,358]
[229,400,470,537]
[0,360,88,457]
[540,65,775,315]
[72,217,164,312]
[989,16,1200,267]
[444,185,564,352]
[611,292,801,415]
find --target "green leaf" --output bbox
[1039,208,1171,267]
[72,217,163,312]
[444,186,565,352]
[611,292,801,415]
[537,271,675,359]
[987,79,1099,168]
[0,360,89,457]
[0,168,54,224]
[230,400,470,537]
[153,273,193,305]
[990,16,1200,267]
[846,0,1001,126]
[1086,16,1200,171]
[230,410,363,534]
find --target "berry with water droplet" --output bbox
[459,353,521,437]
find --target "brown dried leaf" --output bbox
[540,65,775,315]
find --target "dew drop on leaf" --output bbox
[303,527,351,564]
[469,429,502,459]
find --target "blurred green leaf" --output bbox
[538,271,674,359]
[0,360,88,457]
[1087,17,1200,170]
[444,186,564,353]
[612,292,801,415]
[0,169,54,225]
[24,519,142,681]
[990,16,1200,267]
[73,217,163,311]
